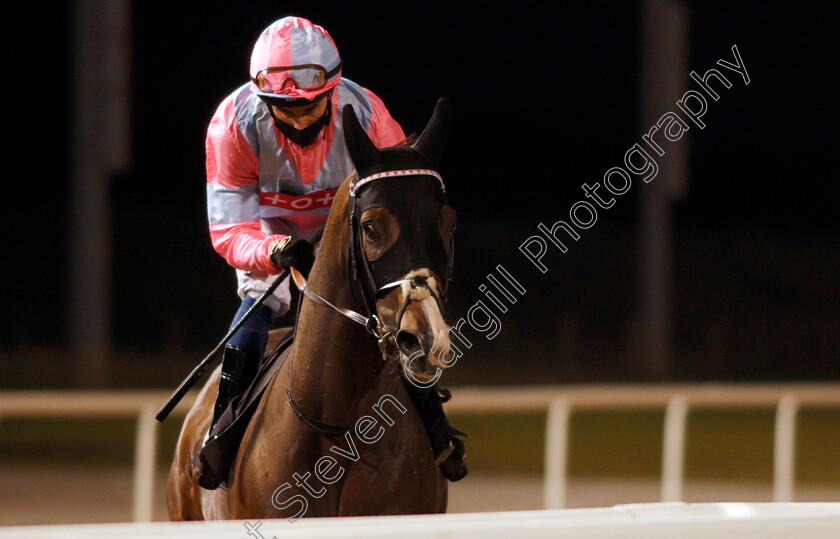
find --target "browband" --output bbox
[350,169,445,197]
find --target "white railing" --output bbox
[450,384,840,508]
[0,390,193,523]
[2,503,840,538]
[2,383,840,521]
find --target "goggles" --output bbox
[252,62,342,95]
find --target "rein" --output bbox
[283,268,406,436]
[286,270,444,435]
[292,267,405,357]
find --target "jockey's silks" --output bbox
[206,78,405,275]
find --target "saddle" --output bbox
[195,329,295,489]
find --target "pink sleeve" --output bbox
[208,222,281,274]
[364,89,406,148]
[206,97,285,274]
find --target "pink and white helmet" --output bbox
[250,17,342,101]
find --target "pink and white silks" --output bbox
[205,78,405,313]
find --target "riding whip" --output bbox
[155,268,290,422]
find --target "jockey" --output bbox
[197,16,467,489]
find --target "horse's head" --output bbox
[343,98,456,385]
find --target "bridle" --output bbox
[346,168,453,317]
[285,168,453,435]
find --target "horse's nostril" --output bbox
[396,330,424,357]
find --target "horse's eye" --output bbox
[363,222,379,240]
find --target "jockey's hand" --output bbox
[270,237,315,278]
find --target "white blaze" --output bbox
[400,269,451,361]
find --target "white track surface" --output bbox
[2,503,840,538]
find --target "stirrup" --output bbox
[434,443,455,466]
[193,449,227,490]
[194,421,230,490]
[435,427,468,481]
[434,425,465,464]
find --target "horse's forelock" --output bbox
[398,132,419,146]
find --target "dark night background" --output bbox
[2,1,838,388]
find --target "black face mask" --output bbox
[342,98,453,315]
[269,103,331,147]
[352,175,450,292]
[347,170,453,317]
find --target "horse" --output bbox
[167,98,458,520]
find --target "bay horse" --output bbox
[167,98,458,520]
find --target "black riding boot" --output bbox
[402,380,468,481]
[195,344,260,489]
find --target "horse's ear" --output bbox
[412,97,451,170]
[343,104,381,173]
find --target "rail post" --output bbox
[661,394,688,502]
[543,398,571,509]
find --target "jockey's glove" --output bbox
[270,237,315,278]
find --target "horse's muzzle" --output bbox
[396,329,439,380]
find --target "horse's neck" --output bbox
[286,183,385,419]
[295,258,374,365]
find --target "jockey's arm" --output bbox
[205,97,286,275]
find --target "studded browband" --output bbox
[349,169,445,197]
